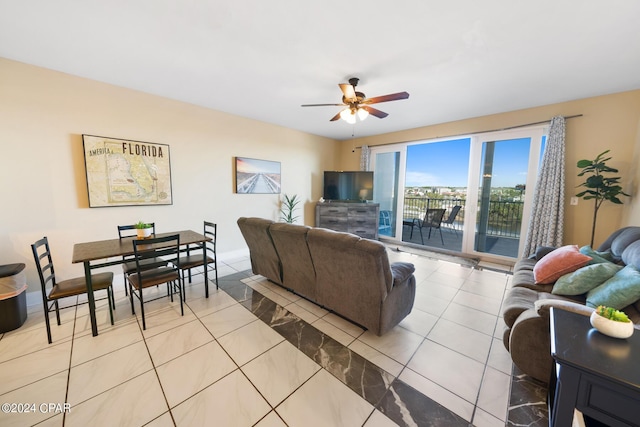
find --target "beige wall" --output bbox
[3,55,640,291]
[338,90,640,247]
[622,117,640,227]
[0,58,337,286]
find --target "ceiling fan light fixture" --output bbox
[357,107,369,121]
[302,77,409,124]
[340,108,356,124]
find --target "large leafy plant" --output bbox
[576,150,629,246]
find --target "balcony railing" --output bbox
[402,197,524,238]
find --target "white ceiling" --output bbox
[2,1,640,141]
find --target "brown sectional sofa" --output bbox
[503,226,640,382]
[237,217,416,335]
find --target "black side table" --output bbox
[0,263,28,332]
[549,307,640,427]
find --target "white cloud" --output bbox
[405,171,442,187]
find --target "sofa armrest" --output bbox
[534,298,594,318]
[390,262,415,288]
[508,307,554,382]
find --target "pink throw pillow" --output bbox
[533,245,592,285]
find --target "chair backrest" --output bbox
[423,208,446,228]
[118,223,157,239]
[379,210,392,229]
[203,221,217,259]
[131,234,180,279]
[31,237,56,300]
[444,205,462,225]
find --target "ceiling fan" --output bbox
[301,77,410,123]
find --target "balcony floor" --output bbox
[381,223,521,259]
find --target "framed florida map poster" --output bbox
[82,134,173,207]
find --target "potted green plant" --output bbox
[576,150,630,247]
[134,221,153,239]
[280,194,300,224]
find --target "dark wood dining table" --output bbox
[72,230,212,336]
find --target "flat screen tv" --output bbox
[323,171,374,201]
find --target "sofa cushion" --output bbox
[515,258,537,272]
[268,223,316,300]
[579,245,615,264]
[551,262,622,296]
[511,259,553,292]
[534,246,558,261]
[610,227,640,258]
[533,245,591,284]
[621,240,640,269]
[586,265,640,309]
[307,228,394,333]
[512,269,541,290]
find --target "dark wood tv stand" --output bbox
[315,202,379,240]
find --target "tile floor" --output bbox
[0,250,517,426]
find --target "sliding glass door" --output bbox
[371,150,404,238]
[472,137,531,256]
[370,126,546,261]
[465,128,545,259]
[403,138,470,252]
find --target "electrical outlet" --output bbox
[570,197,579,206]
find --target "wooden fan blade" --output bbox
[363,91,410,104]
[339,83,357,102]
[329,111,343,122]
[301,103,345,107]
[361,105,388,119]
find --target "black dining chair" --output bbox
[118,223,167,296]
[177,221,219,300]
[31,236,114,343]
[127,234,183,330]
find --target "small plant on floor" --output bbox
[280,194,300,224]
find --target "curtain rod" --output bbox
[354,114,583,149]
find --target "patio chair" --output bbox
[379,210,392,234]
[442,205,462,236]
[407,208,446,245]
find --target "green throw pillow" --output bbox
[552,262,622,296]
[579,245,615,264]
[586,265,640,309]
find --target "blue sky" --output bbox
[405,137,532,188]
